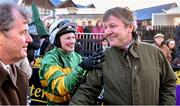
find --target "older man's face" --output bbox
[0,8,32,63]
[154,36,164,46]
[103,15,133,48]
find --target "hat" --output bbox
[31,3,49,38]
[49,19,77,44]
[154,33,164,38]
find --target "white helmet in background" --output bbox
[49,19,77,46]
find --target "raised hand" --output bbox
[79,49,105,70]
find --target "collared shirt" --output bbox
[0,61,10,74]
[124,39,134,50]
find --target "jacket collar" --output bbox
[129,32,140,58]
[0,65,8,87]
[0,64,17,89]
[113,32,140,58]
[57,48,73,59]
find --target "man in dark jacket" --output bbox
[142,24,155,41]
[70,7,176,105]
[0,3,33,105]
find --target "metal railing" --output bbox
[75,32,154,56]
[75,33,105,56]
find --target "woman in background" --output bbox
[153,33,172,62]
[166,39,176,61]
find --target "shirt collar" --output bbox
[125,39,134,49]
[0,61,10,74]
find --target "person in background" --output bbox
[141,24,155,41]
[101,38,110,49]
[76,24,84,39]
[92,20,105,39]
[77,24,84,33]
[92,20,105,33]
[39,19,105,105]
[40,37,50,56]
[27,23,41,66]
[74,42,84,56]
[153,33,172,62]
[0,3,33,105]
[70,7,176,105]
[80,21,89,33]
[28,3,49,68]
[86,20,93,33]
[166,39,176,61]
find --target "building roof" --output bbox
[19,0,94,9]
[165,6,180,14]
[49,0,65,7]
[22,0,54,9]
[135,2,177,21]
[75,3,95,8]
[85,3,95,8]
[49,0,95,8]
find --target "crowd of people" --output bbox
[142,23,180,69]
[0,1,178,105]
[70,20,105,33]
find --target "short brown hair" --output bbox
[102,7,135,28]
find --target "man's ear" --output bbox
[0,32,4,46]
[128,24,134,33]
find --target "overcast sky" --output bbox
[73,0,180,10]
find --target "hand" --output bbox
[79,49,105,70]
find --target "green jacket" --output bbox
[39,47,86,104]
[70,36,176,105]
